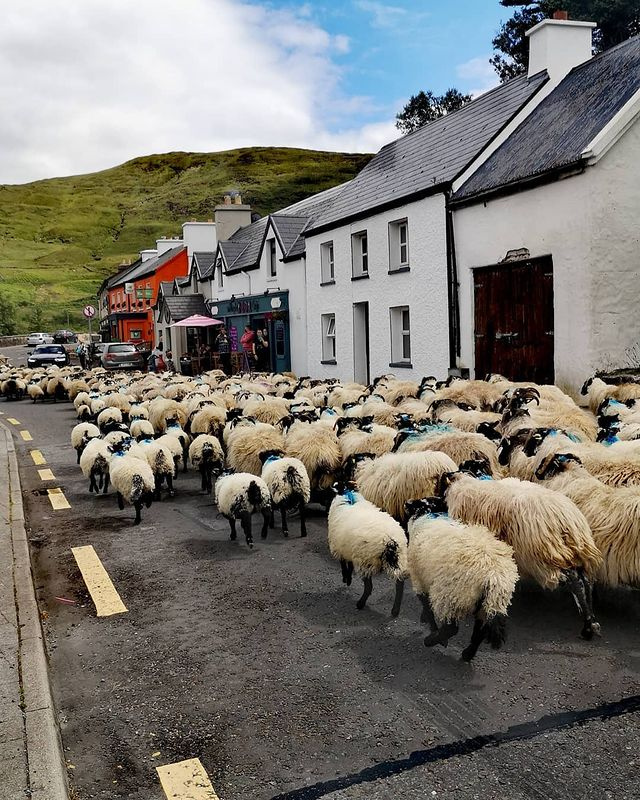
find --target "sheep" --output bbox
[214,473,272,548]
[148,397,187,433]
[189,405,227,438]
[70,422,101,464]
[129,404,149,421]
[97,407,123,434]
[226,422,285,476]
[327,481,408,616]
[65,379,91,401]
[133,438,176,499]
[338,424,397,459]
[80,438,111,494]
[581,376,640,414]
[441,461,602,639]
[27,380,45,403]
[434,379,503,411]
[45,376,67,402]
[108,449,155,525]
[429,398,502,432]
[130,419,155,440]
[405,497,518,662]
[242,397,290,426]
[1,376,26,400]
[535,452,640,589]
[164,420,191,473]
[393,427,503,477]
[345,450,458,523]
[284,420,342,506]
[154,434,185,477]
[189,434,225,493]
[258,450,311,537]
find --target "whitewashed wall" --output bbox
[305,195,450,382]
[454,118,640,397]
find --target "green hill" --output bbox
[0,147,371,333]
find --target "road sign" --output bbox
[83,305,96,319]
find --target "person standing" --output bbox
[255,328,270,372]
[76,341,86,369]
[216,327,232,376]
[240,325,255,373]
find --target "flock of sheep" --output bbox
[2,355,640,662]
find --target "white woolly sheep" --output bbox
[27,381,45,403]
[134,438,177,498]
[393,427,502,477]
[259,450,311,537]
[80,438,112,494]
[405,497,518,662]
[327,483,408,616]
[71,422,101,463]
[189,405,227,438]
[97,407,123,433]
[226,422,285,476]
[442,462,602,640]
[214,472,272,548]
[285,420,342,506]
[189,434,225,493]
[581,376,640,414]
[130,419,155,440]
[108,450,155,525]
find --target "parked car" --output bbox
[27,344,70,367]
[52,329,77,344]
[26,332,54,346]
[100,343,146,370]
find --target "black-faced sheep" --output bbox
[108,450,155,525]
[71,422,101,464]
[189,435,225,493]
[214,473,272,548]
[259,450,311,537]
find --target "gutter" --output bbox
[445,190,460,371]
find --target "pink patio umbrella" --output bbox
[170,314,224,327]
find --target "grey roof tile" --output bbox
[192,252,216,280]
[307,72,548,233]
[108,247,186,288]
[163,294,208,321]
[455,35,640,201]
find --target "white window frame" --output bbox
[217,259,224,289]
[321,313,336,362]
[388,218,409,272]
[320,241,335,284]
[351,231,368,278]
[390,305,411,364]
[268,238,277,278]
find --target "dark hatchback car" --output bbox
[52,329,77,344]
[100,343,146,370]
[27,344,70,367]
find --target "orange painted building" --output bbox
[102,246,188,347]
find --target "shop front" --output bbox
[207,291,291,373]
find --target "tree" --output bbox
[395,88,472,134]
[0,292,17,335]
[29,305,44,330]
[492,1,640,82]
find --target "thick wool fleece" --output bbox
[339,426,397,459]
[71,422,100,451]
[189,435,224,467]
[226,424,285,476]
[397,431,502,476]
[215,474,272,517]
[109,453,155,503]
[285,422,342,491]
[261,457,311,505]
[407,515,518,625]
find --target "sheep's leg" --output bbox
[424,621,458,648]
[116,491,125,510]
[564,568,600,640]
[346,561,354,586]
[241,512,253,549]
[166,473,175,498]
[299,502,307,538]
[102,473,110,494]
[154,475,162,501]
[199,467,207,492]
[182,448,188,473]
[145,492,153,509]
[280,508,289,538]
[391,579,404,618]
[340,560,350,584]
[134,500,142,525]
[227,515,237,540]
[76,449,81,464]
[579,569,600,636]
[418,594,435,626]
[461,618,486,663]
[260,510,270,540]
[269,508,275,529]
[356,576,373,610]
[89,471,97,493]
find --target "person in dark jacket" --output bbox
[216,328,232,376]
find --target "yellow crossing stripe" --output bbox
[20,430,33,441]
[157,759,219,800]
[30,450,46,465]
[7,418,20,425]
[47,488,70,511]
[71,545,128,617]
[38,468,55,481]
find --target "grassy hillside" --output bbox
[0,147,371,333]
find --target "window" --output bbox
[320,241,335,284]
[269,238,277,278]
[389,219,409,271]
[390,306,411,365]
[217,259,224,289]
[321,314,336,362]
[351,231,368,278]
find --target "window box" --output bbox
[321,359,337,365]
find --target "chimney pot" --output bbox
[224,195,232,205]
[553,10,569,20]
[234,194,242,205]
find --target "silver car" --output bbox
[26,332,54,346]
[100,343,146,370]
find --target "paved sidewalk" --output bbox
[0,422,68,799]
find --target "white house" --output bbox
[452,24,640,396]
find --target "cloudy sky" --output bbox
[1,0,508,184]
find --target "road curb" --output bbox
[1,422,69,800]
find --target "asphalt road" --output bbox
[1,344,29,367]
[2,396,640,799]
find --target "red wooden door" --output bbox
[474,257,554,384]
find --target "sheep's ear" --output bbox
[580,377,593,395]
[535,454,559,480]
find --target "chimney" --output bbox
[182,219,217,256]
[224,194,232,205]
[214,194,252,242]
[526,16,596,81]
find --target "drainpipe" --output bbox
[445,190,460,372]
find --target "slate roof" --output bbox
[106,258,142,289]
[192,252,217,280]
[455,35,640,202]
[163,294,207,321]
[107,247,186,289]
[306,71,549,234]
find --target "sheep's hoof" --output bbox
[230,533,237,541]
[424,632,445,648]
[460,647,475,663]
[134,518,141,526]
[581,621,601,640]
[168,490,176,498]
[391,607,400,619]
[283,531,289,538]
[300,531,307,538]
[356,600,366,611]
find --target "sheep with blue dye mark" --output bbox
[214,473,272,548]
[284,420,342,506]
[97,406,123,434]
[441,460,602,640]
[405,497,518,662]
[189,435,225,493]
[133,438,177,499]
[581,376,640,414]
[71,421,101,463]
[130,419,155,440]
[327,482,408,616]
[108,448,155,525]
[393,425,503,476]
[164,420,191,472]
[80,438,112,494]
[259,450,310,537]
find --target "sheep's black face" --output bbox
[477,421,501,442]
[340,453,374,481]
[259,449,284,465]
[436,471,459,496]
[535,453,581,480]
[405,496,447,520]
[522,429,554,457]
[459,459,491,479]
[580,377,594,395]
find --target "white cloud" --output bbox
[0,0,393,184]
[355,0,407,29]
[456,56,498,97]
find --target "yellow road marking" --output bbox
[47,488,70,511]
[20,430,33,441]
[38,468,55,481]
[71,545,127,617]
[157,759,218,800]
[30,450,46,465]
[7,418,20,425]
